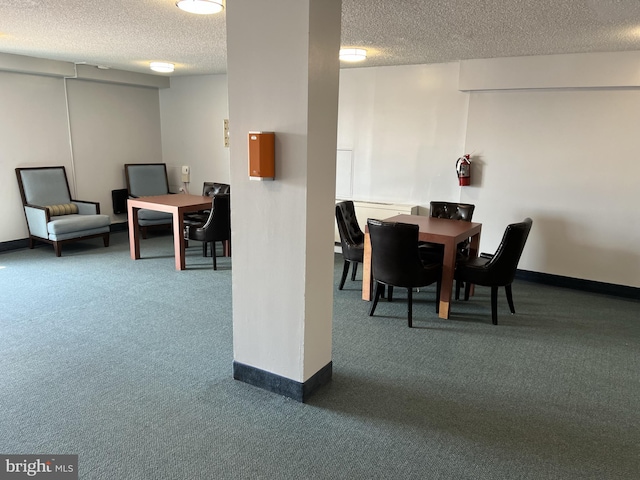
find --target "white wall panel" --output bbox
[66,80,162,222]
[338,63,469,206]
[159,75,230,194]
[0,71,72,242]
[463,89,640,286]
[460,51,640,91]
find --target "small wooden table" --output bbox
[362,214,482,319]
[127,194,213,271]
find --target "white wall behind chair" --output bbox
[337,62,469,205]
[463,88,640,286]
[159,74,230,193]
[0,71,73,242]
[66,79,162,225]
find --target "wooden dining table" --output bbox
[362,214,482,319]
[127,194,213,271]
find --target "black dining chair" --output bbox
[418,201,476,293]
[454,217,533,325]
[419,201,476,260]
[184,194,231,269]
[335,201,365,290]
[367,219,442,328]
[185,182,231,224]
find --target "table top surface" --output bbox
[384,214,481,233]
[127,194,212,208]
[376,214,482,243]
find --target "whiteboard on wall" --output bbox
[336,149,353,198]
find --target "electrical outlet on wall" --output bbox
[181,165,190,183]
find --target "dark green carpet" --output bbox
[1,232,638,479]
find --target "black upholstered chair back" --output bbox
[421,201,476,262]
[200,194,231,242]
[185,194,231,269]
[203,182,230,196]
[368,220,435,288]
[335,201,364,262]
[430,201,475,221]
[480,218,533,286]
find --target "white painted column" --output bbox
[226,0,341,401]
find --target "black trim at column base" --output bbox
[233,361,332,403]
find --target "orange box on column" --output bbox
[248,131,275,181]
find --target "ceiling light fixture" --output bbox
[176,0,224,14]
[150,62,175,73]
[339,48,367,62]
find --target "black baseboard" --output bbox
[0,238,30,252]
[516,269,639,300]
[233,361,332,403]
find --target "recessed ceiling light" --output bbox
[339,48,367,62]
[150,62,175,73]
[176,0,224,14]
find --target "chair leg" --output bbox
[103,233,110,247]
[202,242,208,257]
[464,281,471,301]
[212,242,218,270]
[369,281,382,316]
[54,242,62,257]
[491,286,498,325]
[505,284,516,314]
[407,288,413,328]
[455,279,461,300]
[351,262,358,281]
[339,260,350,290]
[388,286,394,302]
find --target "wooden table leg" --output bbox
[362,232,372,301]
[438,241,457,319]
[128,204,140,260]
[172,211,186,271]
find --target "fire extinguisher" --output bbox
[456,154,471,186]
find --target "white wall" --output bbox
[460,52,640,288]
[1,71,73,242]
[66,79,162,225]
[159,74,230,192]
[463,89,640,286]
[337,62,469,205]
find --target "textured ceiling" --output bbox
[1,0,640,76]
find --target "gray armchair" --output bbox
[124,163,173,238]
[15,166,111,257]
